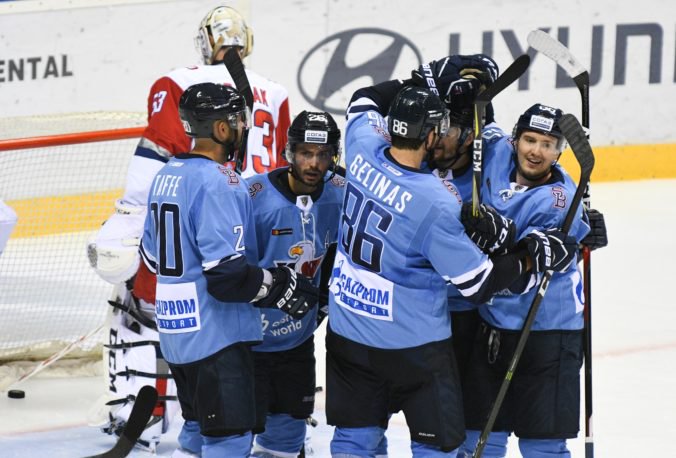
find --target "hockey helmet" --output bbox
[286,111,341,163]
[195,6,254,64]
[387,86,450,141]
[179,82,249,140]
[513,103,566,151]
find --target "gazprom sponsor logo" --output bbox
[155,282,201,334]
[330,251,394,321]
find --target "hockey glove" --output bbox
[255,266,318,320]
[581,208,608,251]
[461,202,516,255]
[520,229,578,273]
[411,54,499,108]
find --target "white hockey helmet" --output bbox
[195,6,254,64]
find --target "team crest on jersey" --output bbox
[217,165,240,185]
[551,186,566,208]
[249,182,263,198]
[330,174,346,187]
[275,240,322,278]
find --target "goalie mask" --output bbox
[512,103,566,152]
[179,82,250,161]
[286,111,341,182]
[195,6,254,64]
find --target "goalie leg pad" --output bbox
[100,294,179,452]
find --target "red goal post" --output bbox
[0,112,145,375]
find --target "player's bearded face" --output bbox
[515,131,560,184]
[291,143,333,186]
[431,126,469,170]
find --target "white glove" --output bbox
[87,199,146,284]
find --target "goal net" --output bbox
[0,112,146,383]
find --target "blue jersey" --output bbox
[437,122,501,313]
[327,105,495,350]
[249,168,344,352]
[434,165,476,313]
[140,154,262,364]
[478,126,590,331]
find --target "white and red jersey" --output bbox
[119,64,290,303]
[143,64,290,177]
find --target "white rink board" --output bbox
[0,0,674,147]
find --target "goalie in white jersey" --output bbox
[85,5,291,451]
[325,83,561,457]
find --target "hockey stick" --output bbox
[223,50,254,174]
[472,54,531,216]
[527,29,595,457]
[472,114,595,458]
[84,385,158,458]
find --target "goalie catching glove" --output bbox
[460,202,516,255]
[255,266,318,320]
[520,229,578,273]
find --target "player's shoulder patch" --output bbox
[366,111,391,142]
[249,181,264,198]
[329,174,346,188]
[216,164,240,185]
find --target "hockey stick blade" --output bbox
[476,54,530,103]
[527,30,590,129]
[84,385,158,458]
[558,114,594,203]
[473,114,594,458]
[527,30,586,79]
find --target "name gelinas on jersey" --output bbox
[330,251,393,321]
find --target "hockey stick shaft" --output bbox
[223,50,254,174]
[472,54,531,216]
[84,385,158,458]
[527,30,594,457]
[473,114,594,458]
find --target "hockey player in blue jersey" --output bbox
[410,54,501,385]
[138,82,317,458]
[325,83,577,457]
[458,104,592,458]
[248,111,344,458]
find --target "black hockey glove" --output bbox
[581,208,608,251]
[519,229,578,273]
[255,266,318,320]
[411,54,499,109]
[461,202,516,255]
